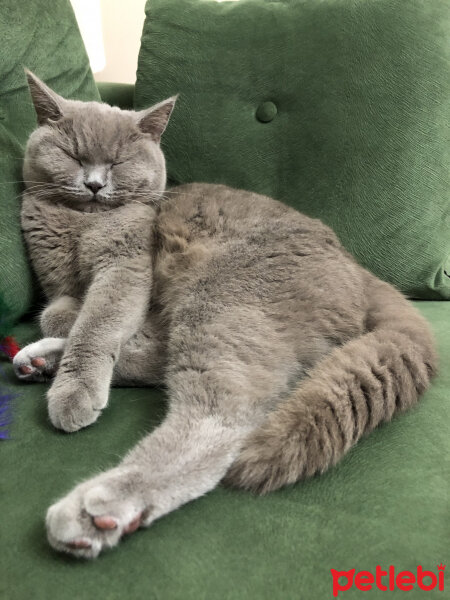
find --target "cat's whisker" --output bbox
[61,187,83,193]
[24,185,61,192]
[1,180,60,186]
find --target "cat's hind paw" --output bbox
[46,467,150,558]
[13,338,66,382]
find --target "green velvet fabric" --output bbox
[97,82,135,110]
[0,0,100,327]
[0,128,33,325]
[135,0,450,300]
[1,302,448,599]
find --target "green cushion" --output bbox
[1,301,448,598]
[97,82,135,110]
[0,0,100,326]
[135,0,450,300]
[0,128,34,325]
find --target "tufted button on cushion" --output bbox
[255,101,277,123]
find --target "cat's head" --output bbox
[23,70,176,212]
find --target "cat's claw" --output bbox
[13,338,65,382]
[46,467,148,558]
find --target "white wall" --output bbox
[71,0,147,84]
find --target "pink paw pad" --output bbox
[31,357,46,368]
[19,365,33,375]
[93,516,118,530]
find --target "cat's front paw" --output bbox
[46,467,149,558]
[13,338,66,382]
[47,379,107,432]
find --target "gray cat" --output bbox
[13,71,437,558]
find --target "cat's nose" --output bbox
[85,181,104,195]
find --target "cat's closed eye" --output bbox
[60,147,82,166]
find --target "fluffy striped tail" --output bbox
[224,276,438,494]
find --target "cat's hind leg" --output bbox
[45,395,254,558]
[13,296,81,382]
[13,338,66,382]
[40,295,81,338]
[45,312,291,557]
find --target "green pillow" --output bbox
[0,0,101,327]
[0,127,33,325]
[135,0,450,299]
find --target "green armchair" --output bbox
[1,1,448,598]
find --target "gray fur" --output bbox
[15,72,437,558]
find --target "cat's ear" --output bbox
[136,96,177,142]
[25,69,66,125]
